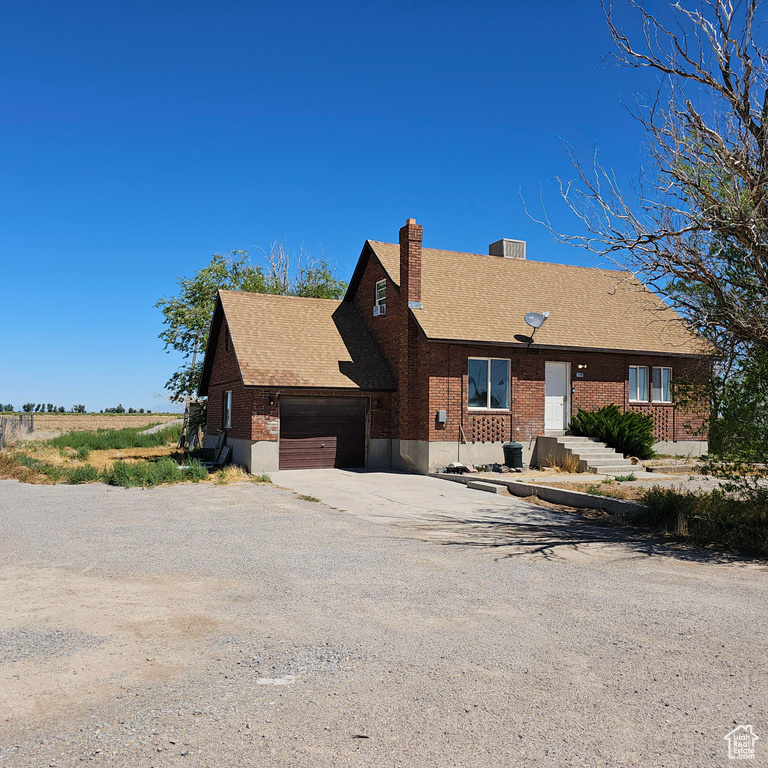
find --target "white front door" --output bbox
[544,362,570,431]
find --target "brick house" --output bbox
[198,218,709,473]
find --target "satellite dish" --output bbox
[521,311,550,349]
[524,311,549,329]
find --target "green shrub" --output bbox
[67,464,100,484]
[50,424,182,452]
[569,403,655,459]
[76,446,91,461]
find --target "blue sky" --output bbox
[1,0,657,412]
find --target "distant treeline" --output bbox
[0,404,153,414]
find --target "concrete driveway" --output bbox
[270,468,673,560]
[270,468,539,524]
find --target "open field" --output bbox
[26,412,180,432]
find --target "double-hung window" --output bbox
[628,366,649,402]
[629,365,672,403]
[652,366,672,403]
[223,390,232,429]
[375,280,386,308]
[468,358,510,410]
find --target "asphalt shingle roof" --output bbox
[367,241,705,355]
[219,290,395,390]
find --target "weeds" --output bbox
[68,464,100,484]
[298,494,321,502]
[0,422,214,488]
[49,424,182,451]
[584,478,630,500]
[101,458,207,488]
[636,486,768,557]
[252,472,272,483]
[614,473,637,482]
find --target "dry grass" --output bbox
[544,451,583,473]
[44,444,178,471]
[0,452,49,484]
[28,413,179,433]
[214,465,262,484]
[534,478,642,500]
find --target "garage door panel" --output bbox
[279,436,338,470]
[279,398,366,469]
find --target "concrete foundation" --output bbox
[391,440,535,474]
[653,440,708,457]
[203,435,279,473]
[368,438,393,468]
[249,440,280,473]
[392,439,431,473]
[207,432,705,475]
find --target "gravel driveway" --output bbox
[0,475,766,767]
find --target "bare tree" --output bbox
[265,242,291,294]
[540,0,768,352]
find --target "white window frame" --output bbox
[652,366,672,403]
[375,279,386,307]
[628,365,649,403]
[468,357,510,411]
[223,390,232,429]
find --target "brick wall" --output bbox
[351,246,423,442]
[251,389,394,442]
[352,253,402,373]
[423,344,708,446]
[206,319,252,441]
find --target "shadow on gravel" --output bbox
[410,506,757,566]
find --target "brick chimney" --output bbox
[399,218,423,309]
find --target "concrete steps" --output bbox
[552,435,637,476]
[466,479,505,494]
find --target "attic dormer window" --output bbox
[375,279,386,307]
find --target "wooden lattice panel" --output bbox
[470,414,509,443]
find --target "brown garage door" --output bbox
[279,397,366,469]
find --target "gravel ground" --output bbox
[0,477,766,767]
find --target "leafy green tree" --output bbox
[22,403,35,413]
[157,247,347,401]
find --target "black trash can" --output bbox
[503,442,524,469]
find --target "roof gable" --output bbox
[366,241,706,356]
[200,291,395,394]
